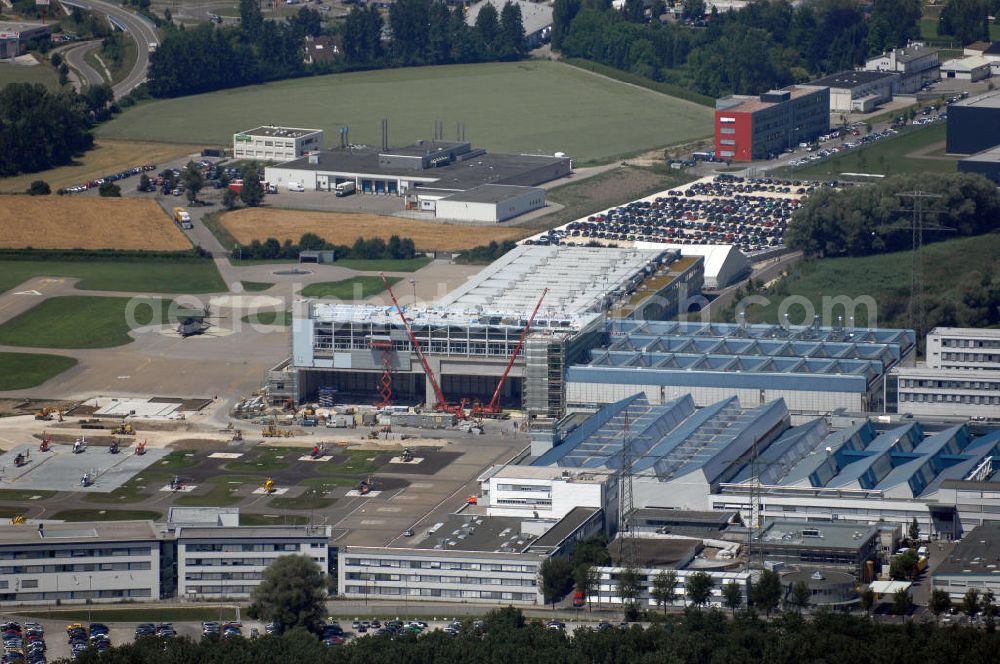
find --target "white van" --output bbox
[287,182,305,192]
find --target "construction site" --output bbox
[268,245,704,419]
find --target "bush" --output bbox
[26,180,51,196]
[98,181,121,197]
[232,232,417,262]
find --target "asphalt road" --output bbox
[66,0,159,98]
[61,40,105,90]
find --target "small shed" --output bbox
[299,250,336,264]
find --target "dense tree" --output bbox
[343,4,385,64]
[940,0,990,45]
[651,570,678,612]
[616,566,642,611]
[0,84,94,177]
[239,165,265,207]
[790,581,811,613]
[891,550,919,581]
[861,587,876,615]
[98,181,121,197]
[26,180,50,196]
[497,1,528,60]
[239,0,264,43]
[683,0,706,19]
[787,174,1000,259]
[183,161,204,203]
[552,0,582,49]
[752,569,782,616]
[389,0,432,64]
[250,555,326,633]
[539,557,574,607]
[893,588,913,616]
[930,589,952,617]
[963,587,981,617]
[685,571,714,607]
[722,581,744,613]
[475,2,501,57]
[909,517,921,542]
[868,0,921,53]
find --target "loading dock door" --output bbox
[317,175,329,190]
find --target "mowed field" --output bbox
[96,61,714,163]
[0,140,205,194]
[0,197,190,251]
[221,208,528,251]
[0,61,61,91]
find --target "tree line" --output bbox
[786,173,1000,259]
[552,0,924,97]
[71,603,1000,664]
[0,83,117,177]
[148,0,527,98]
[234,232,417,262]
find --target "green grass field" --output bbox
[728,234,1000,329]
[51,509,163,521]
[0,259,226,295]
[0,61,61,91]
[787,124,954,178]
[239,513,308,526]
[241,310,291,326]
[301,276,399,300]
[0,296,201,349]
[97,61,714,164]
[240,281,273,292]
[0,352,78,390]
[334,256,431,272]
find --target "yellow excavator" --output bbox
[263,478,276,494]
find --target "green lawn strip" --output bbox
[0,259,226,295]
[173,482,242,507]
[0,352,78,390]
[223,447,298,472]
[315,451,387,476]
[154,451,200,470]
[333,256,431,272]
[202,211,240,250]
[722,233,1000,329]
[301,276,399,300]
[241,310,291,326]
[267,489,334,510]
[51,509,162,521]
[240,281,273,292]
[561,58,714,108]
[17,607,245,622]
[0,296,203,349]
[0,507,26,519]
[787,123,953,178]
[0,489,57,501]
[239,513,308,526]
[0,60,61,91]
[82,479,153,504]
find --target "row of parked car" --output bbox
[66,622,109,659]
[532,175,831,255]
[2,621,44,664]
[62,164,157,194]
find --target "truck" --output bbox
[287,181,305,192]
[172,207,192,229]
[334,181,356,197]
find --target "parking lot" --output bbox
[524,175,843,255]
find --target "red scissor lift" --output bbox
[370,337,395,409]
[380,274,547,417]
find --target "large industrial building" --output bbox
[232,125,324,162]
[714,86,830,161]
[507,391,1000,541]
[0,21,52,58]
[891,327,1000,418]
[809,70,897,113]
[947,90,1000,155]
[931,523,1000,601]
[566,320,916,415]
[865,42,940,93]
[277,245,704,416]
[264,139,570,222]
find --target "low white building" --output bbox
[865,42,940,93]
[480,465,617,522]
[893,366,1000,418]
[587,566,751,609]
[941,56,992,82]
[233,126,324,162]
[927,327,1000,371]
[810,70,898,113]
[433,185,545,223]
[176,525,331,600]
[0,521,163,606]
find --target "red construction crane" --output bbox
[380,273,460,415]
[473,287,548,417]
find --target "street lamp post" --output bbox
[409,279,417,306]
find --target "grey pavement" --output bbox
[68,0,158,98]
[59,40,104,90]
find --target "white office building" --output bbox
[894,366,1000,418]
[233,126,324,161]
[479,465,618,523]
[587,566,751,609]
[926,327,1000,371]
[0,521,162,606]
[176,525,332,599]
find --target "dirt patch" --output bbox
[0,197,190,251]
[219,208,530,252]
[0,399,78,418]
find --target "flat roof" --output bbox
[410,514,535,553]
[239,126,322,139]
[892,366,1000,379]
[0,521,160,546]
[382,140,468,157]
[634,508,735,526]
[963,145,1000,164]
[176,526,330,539]
[942,55,993,70]
[719,86,825,115]
[609,536,700,567]
[810,70,897,88]
[759,520,878,550]
[930,326,1000,339]
[0,20,51,33]
[951,90,1000,110]
[491,466,611,482]
[892,43,938,63]
[167,507,240,527]
[441,184,541,204]
[933,524,1000,575]
[529,507,600,550]
[466,0,552,35]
